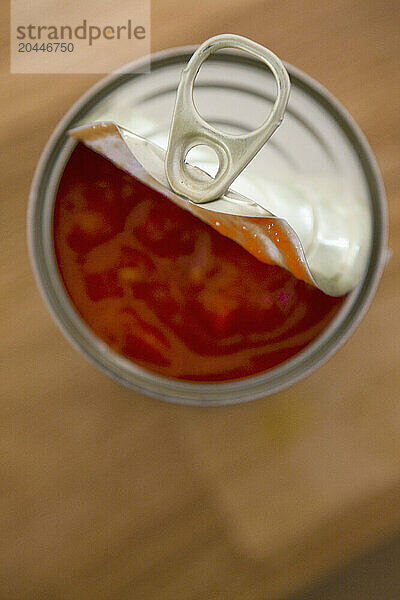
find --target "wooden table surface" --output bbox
[1,1,400,598]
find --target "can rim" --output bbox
[28,45,388,405]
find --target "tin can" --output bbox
[28,46,388,405]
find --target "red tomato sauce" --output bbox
[53,143,344,381]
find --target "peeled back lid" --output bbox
[69,35,373,297]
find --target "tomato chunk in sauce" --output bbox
[53,143,344,381]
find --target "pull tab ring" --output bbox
[165,34,291,203]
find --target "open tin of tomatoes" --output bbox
[28,38,388,405]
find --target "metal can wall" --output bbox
[28,46,388,405]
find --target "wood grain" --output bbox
[1,1,400,598]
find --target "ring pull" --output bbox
[165,34,291,203]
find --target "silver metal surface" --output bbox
[165,34,290,203]
[70,116,371,296]
[28,45,388,405]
